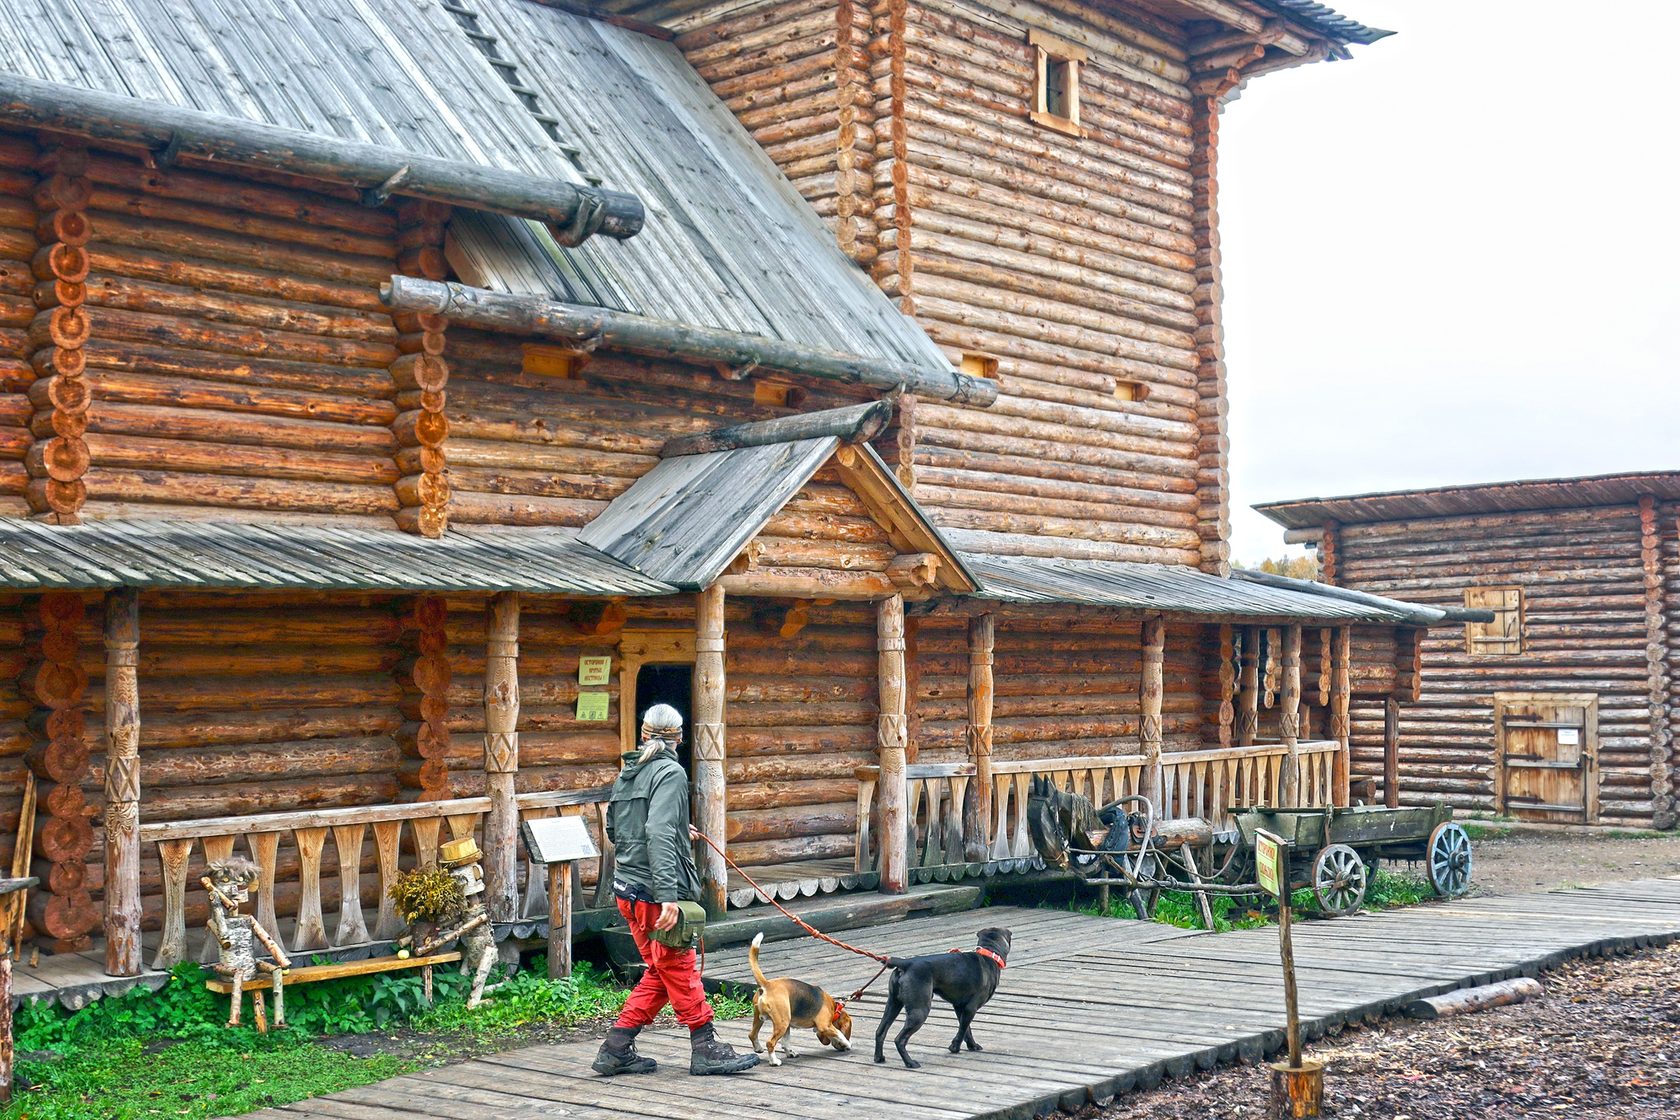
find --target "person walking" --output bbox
[592,703,758,1077]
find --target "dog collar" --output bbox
[951,946,1006,969]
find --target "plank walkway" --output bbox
[249,876,1680,1120]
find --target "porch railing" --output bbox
[856,741,1344,875]
[140,786,614,970]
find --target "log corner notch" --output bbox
[390,201,452,537]
[381,278,999,407]
[26,144,94,525]
[1637,496,1676,828]
[0,73,644,245]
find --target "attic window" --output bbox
[960,353,1000,380]
[1465,587,1524,655]
[1029,29,1087,137]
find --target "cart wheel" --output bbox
[1427,822,1473,898]
[1311,843,1368,917]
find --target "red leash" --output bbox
[693,830,892,1008]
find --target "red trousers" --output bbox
[613,898,713,1030]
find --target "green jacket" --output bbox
[606,744,702,904]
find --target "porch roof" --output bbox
[0,519,673,597]
[963,553,1431,624]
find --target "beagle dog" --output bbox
[747,933,853,1065]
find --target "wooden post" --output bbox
[546,862,572,979]
[1330,627,1351,808]
[1280,625,1302,807]
[483,591,520,923]
[964,613,994,860]
[1265,829,1322,1119]
[0,951,11,1104]
[1216,624,1236,748]
[694,584,728,918]
[1140,617,1165,806]
[1238,626,1261,747]
[1383,697,1401,809]
[103,588,141,977]
[877,594,909,894]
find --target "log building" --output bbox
[1259,472,1680,831]
[0,0,1450,984]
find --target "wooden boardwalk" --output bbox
[250,876,1680,1120]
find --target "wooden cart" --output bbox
[1233,804,1473,916]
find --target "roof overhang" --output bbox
[1257,470,1680,530]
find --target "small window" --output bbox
[1029,29,1086,137]
[1465,587,1524,655]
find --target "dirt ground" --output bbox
[1067,941,1680,1120]
[1464,828,1680,896]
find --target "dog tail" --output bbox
[748,932,770,989]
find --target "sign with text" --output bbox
[521,815,599,865]
[575,691,610,721]
[577,656,612,686]
[1256,829,1284,899]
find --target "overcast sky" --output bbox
[1218,0,1680,563]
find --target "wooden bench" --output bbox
[204,951,461,1030]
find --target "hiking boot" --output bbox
[689,1021,759,1075]
[592,1026,658,1075]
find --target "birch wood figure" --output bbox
[1140,617,1165,805]
[694,583,728,918]
[103,587,142,976]
[877,594,909,893]
[964,613,995,860]
[204,858,291,1030]
[1280,626,1303,807]
[483,591,520,923]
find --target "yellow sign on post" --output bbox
[1256,829,1283,898]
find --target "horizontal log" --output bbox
[1405,978,1543,1020]
[0,73,643,241]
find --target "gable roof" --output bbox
[0,0,951,380]
[578,407,976,593]
[1257,470,1680,529]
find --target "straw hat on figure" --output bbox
[204,857,291,1029]
[399,837,501,1008]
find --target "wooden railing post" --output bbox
[102,588,141,977]
[1238,626,1260,746]
[1280,625,1303,806]
[694,583,728,918]
[1140,617,1166,806]
[483,591,520,923]
[964,613,994,860]
[877,594,909,893]
[1331,627,1351,806]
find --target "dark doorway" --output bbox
[634,663,695,775]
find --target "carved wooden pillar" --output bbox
[482,591,520,923]
[877,594,909,893]
[1331,627,1352,807]
[1237,626,1260,747]
[1383,697,1401,809]
[1216,624,1235,748]
[694,584,728,918]
[1280,625,1303,807]
[964,613,995,860]
[1140,618,1165,805]
[102,589,141,976]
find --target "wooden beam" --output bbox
[483,591,520,923]
[1238,626,1260,747]
[1140,617,1165,805]
[964,613,995,861]
[877,594,909,894]
[1280,625,1303,806]
[383,277,998,406]
[103,588,141,977]
[718,568,896,601]
[694,584,728,918]
[1331,627,1351,807]
[1383,697,1401,809]
[659,400,893,458]
[0,73,643,241]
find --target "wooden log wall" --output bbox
[678,0,1215,566]
[0,132,39,516]
[1334,507,1665,826]
[0,599,26,927]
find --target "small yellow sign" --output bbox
[576,691,611,721]
[1256,830,1283,899]
[578,656,612,686]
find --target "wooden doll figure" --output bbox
[410,837,500,1009]
[204,857,291,1028]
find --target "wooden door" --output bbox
[1494,694,1598,823]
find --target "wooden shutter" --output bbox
[1465,587,1523,654]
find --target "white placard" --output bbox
[1557,728,1580,746]
[521,815,599,864]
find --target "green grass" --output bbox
[5,954,751,1119]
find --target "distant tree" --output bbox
[1249,554,1321,582]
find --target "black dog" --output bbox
[873,927,1011,1068]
